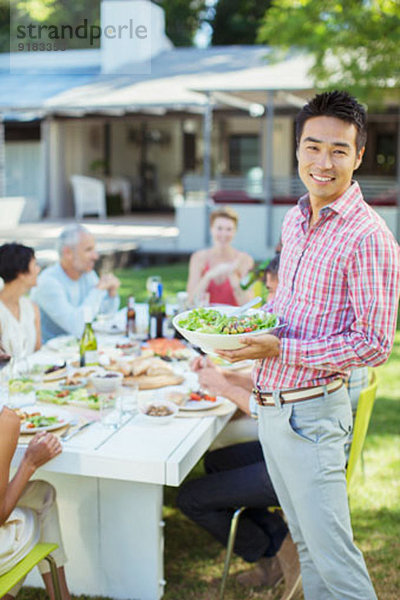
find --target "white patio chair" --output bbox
[70,175,107,219]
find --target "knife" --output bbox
[61,421,95,442]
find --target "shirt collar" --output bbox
[297,181,363,222]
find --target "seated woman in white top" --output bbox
[0,243,41,358]
[0,386,71,599]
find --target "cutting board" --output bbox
[123,373,184,390]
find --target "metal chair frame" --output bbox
[0,542,62,599]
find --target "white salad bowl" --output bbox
[172,307,283,354]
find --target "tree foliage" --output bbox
[257,0,400,101]
[209,0,272,45]
[154,0,206,46]
[2,0,100,51]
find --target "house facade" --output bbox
[1,1,398,254]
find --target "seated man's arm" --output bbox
[34,274,108,337]
[192,358,252,415]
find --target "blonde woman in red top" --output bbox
[187,207,254,306]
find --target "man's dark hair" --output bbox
[265,253,280,277]
[0,243,35,283]
[295,90,367,153]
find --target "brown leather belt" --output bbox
[253,379,343,407]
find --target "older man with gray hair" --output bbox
[32,224,120,342]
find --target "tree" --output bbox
[257,0,400,101]
[209,0,272,46]
[3,0,100,51]
[154,0,206,46]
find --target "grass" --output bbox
[18,264,400,600]
[114,262,189,305]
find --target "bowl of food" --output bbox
[172,307,282,354]
[89,371,123,393]
[138,398,178,424]
[116,340,141,356]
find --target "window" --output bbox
[228,135,259,174]
[183,132,196,171]
[375,133,396,174]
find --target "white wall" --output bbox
[219,114,293,179]
[5,141,45,220]
[62,119,106,215]
[101,0,172,74]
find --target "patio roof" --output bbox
[0,46,314,116]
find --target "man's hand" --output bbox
[190,355,230,397]
[190,355,217,372]
[217,334,281,363]
[197,367,230,398]
[23,432,62,470]
[97,273,121,297]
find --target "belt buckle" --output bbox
[253,388,264,406]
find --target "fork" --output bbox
[60,418,79,439]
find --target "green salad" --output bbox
[177,308,278,335]
[24,415,59,429]
[36,388,100,410]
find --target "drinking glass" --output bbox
[7,357,35,408]
[119,384,139,416]
[194,291,210,307]
[99,393,123,429]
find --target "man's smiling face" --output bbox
[297,116,364,207]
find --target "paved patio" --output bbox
[0,214,182,267]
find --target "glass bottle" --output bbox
[126,296,137,338]
[80,307,98,367]
[239,260,270,290]
[148,282,166,339]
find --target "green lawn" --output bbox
[19,264,400,600]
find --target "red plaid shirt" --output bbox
[254,182,400,392]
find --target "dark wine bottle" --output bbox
[126,296,137,337]
[148,282,166,339]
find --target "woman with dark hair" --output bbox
[0,243,41,358]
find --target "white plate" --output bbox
[46,335,78,353]
[179,395,224,412]
[19,406,72,434]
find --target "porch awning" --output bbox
[0,46,314,116]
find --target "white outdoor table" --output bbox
[12,323,236,600]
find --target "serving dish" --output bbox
[172,307,283,354]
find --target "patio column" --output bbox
[42,116,66,217]
[203,93,213,245]
[264,90,274,247]
[0,114,5,197]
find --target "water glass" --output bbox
[99,393,122,429]
[119,384,139,416]
[7,357,35,408]
[194,291,210,307]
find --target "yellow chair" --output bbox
[0,543,62,599]
[346,370,377,494]
[219,371,378,599]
